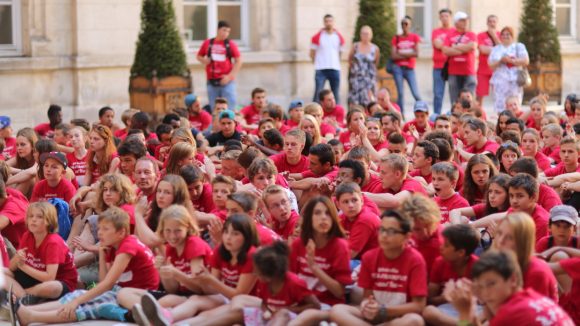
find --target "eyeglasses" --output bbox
[378,227,406,236]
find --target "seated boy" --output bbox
[269,129,309,174]
[448,250,573,325]
[432,162,469,224]
[336,182,380,259]
[541,123,563,164]
[13,207,159,325]
[34,104,62,139]
[30,152,76,203]
[509,157,561,211]
[422,224,479,325]
[224,192,280,246]
[544,137,580,178]
[329,209,427,325]
[409,140,439,185]
[364,154,427,210]
[262,185,299,240]
[335,159,379,215]
[116,140,148,178]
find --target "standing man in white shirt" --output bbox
[310,14,345,104]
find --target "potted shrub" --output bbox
[518,0,562,102]
[353,0,397,101]
[129,0,192,116]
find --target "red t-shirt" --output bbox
[105,235,159,290]
[409,225,443,272]
[435,192,469,224]
[272,211,299,240]
[269,153,309,174]
[361,174,382,194]
[209,246,256,289]
[358,246,427,305]
[320,122,336,136]
[339,207,380,259]
[538,183,562,212]
[560,257,580,324]
[388,177,429,197]
[522,256,558,302]
[373,140,389,152]
[240,104,262,126]
[188,111,212,131]
[34,123,53,138]
[392,33,421,69]
[362,194,380,216]
[66,152,87,180]
[507,206,548,242]
[444,30,477,76]
[289,237,352,305]
[452,161,465,191]
[472,203,487,219]
[2,137,16,160]
[338,130,354,152]
[301,166,338,183]
[477,31,499,76]
[165,235,212,293]
[432,27,454,69]
[0,194,27,248]
[490,289,573,326]
[210,208,228,222]
[409,169,432,184]
[254,272,312,310]
[535,235,579,253]
[0,236,8,267]
[465,139,500,155]
[256,223,280,246]
[430,254,478,286]
[30,178,76,203]
[191,183,215,214]
[544,162,580,177]
[197,38,241,80]
[322,105,346,128]
[114,128,128,139]
[526,117,542,131]
[402,120,434,137]
[18,231,78,291]
[534,151,552,171]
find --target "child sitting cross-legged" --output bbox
[422,224,480,325]
[12,207,159,325]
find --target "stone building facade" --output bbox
[1,0,579,129]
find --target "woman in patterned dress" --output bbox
[348,25,380,107]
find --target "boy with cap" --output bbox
[0,116,16,160]
[536,205,579,253]
[402,101,435,138]
[186,93,212,132]
[30,152,76,203]
[206,110,242,147]
[286,100,304,128]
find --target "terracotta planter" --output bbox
[376,68,398,102]
[129,74,192,117]
[524,62,562,104]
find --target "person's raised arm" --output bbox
[470,212,507,229]
[133,196,162,248]
[450,206,476,224]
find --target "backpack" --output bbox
[208,38,232,62]
[47,198,72,241]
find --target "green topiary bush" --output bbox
[131,0,189,79]
[353,0,396,67]
[519,0,561,64]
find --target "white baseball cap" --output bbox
[454,11,469,23]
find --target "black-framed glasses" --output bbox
[378,227,405,236]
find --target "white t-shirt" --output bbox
[312,32,342,71]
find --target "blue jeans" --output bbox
[314,69,341,104]
[392,65,421,117]
[207,80,237,110]
[448,75,476,105]
[433,68,446,115]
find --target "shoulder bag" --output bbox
[515,43,531,87]
[441,33,465,81]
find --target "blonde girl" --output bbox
[526,96,547,131]
[85,124,118,186]
[300,114,322,146]
[66,127,89,186]
[165,143,197,175]
[521,128,551,171]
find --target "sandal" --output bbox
[8,285,20,326]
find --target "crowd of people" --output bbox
[0,10,578,326]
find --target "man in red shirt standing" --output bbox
[196,21,242,111]
[476,15,500,106]
[240,87,267,130]
[432,9,453,115]
[319,89,346,128]
[185,94,211,132]
[442,12,477,106]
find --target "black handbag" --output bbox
[440,33,465,81]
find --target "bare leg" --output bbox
[117,287,147,310]
[169,294,226,322]
[289,309,330,326]
[2,274,26,298]
[270,309,292,326]
[24,281,64,299]
[158,294,187,308]
[422,305,457,326]
[383,313,425,326]
[329,304,371,326]
[181,295,260,326]
[17,303,77,326]
[550,250,573,293]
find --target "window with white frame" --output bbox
[554,0,576,37]
[392,0,431,40]
[183,0,248,45]
[0,0,21,56]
